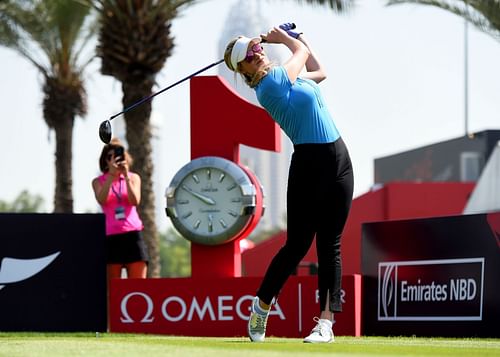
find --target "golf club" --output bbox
[98,59,224,144]
[98,22,297,144]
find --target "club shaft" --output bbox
[109,59,224,120]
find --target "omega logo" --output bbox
[119,292,286,324]
[201,183,218,193]
[120,292,155,323]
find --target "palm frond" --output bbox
[387,0,500,41]
[278,0,356,12]
[0,0,96,77]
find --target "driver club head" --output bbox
[99,120,112,144]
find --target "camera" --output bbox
[114,146,124,161]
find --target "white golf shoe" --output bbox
[247,297,269,342]
[303,317,334,343]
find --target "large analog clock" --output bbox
[165,156,264,245]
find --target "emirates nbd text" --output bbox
[401,278,477,302]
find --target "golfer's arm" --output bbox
[298,35,326,83]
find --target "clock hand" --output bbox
[181,185,216,205]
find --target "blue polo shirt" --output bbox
[255,66,340,145]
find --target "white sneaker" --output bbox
[247,297,269,342]
[303,317,334,343]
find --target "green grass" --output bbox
[0,333,499,357]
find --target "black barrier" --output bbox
[0,213,107,332]
[362,212,500,337]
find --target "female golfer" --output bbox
[224,26,354,343]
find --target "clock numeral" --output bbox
[193,220,201,229]
[218,173,226,183]
[208,214,213,232]
[228,210,238,217]
[227,183,237,191]
[206,169,211,180]
[192,174,200,184]
[219,219,227,228]
[182,211,193,219]
[231,198,242,203]
[178,199,189,204]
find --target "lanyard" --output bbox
[111,177,123,203]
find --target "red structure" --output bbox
[189,76,280,278]
[110,275,361,337]
[242,182,475,276]
[342,181,475,275]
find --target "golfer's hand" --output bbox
[261,27,289,44]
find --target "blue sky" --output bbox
[1,0,499,231]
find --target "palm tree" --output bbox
[387,1,500,41]
[87,0,199,277]
[0,0,95,212]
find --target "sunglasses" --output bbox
[244,43,264,63]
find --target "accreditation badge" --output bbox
[114,206,126,220]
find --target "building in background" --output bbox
[463,139,500,214]
[374,130,500,184]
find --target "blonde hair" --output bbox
[224,37,274,88]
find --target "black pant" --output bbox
[257,138,354,313]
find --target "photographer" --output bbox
[92,138,149,281]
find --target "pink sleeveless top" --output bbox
[97,173,144,236]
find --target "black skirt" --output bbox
[106,230,149,264]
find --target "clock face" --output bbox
[166,157,258,245]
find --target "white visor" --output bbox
[230,36,261,71]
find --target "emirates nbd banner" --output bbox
[362,211,500,337]
[0,213,107,332]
